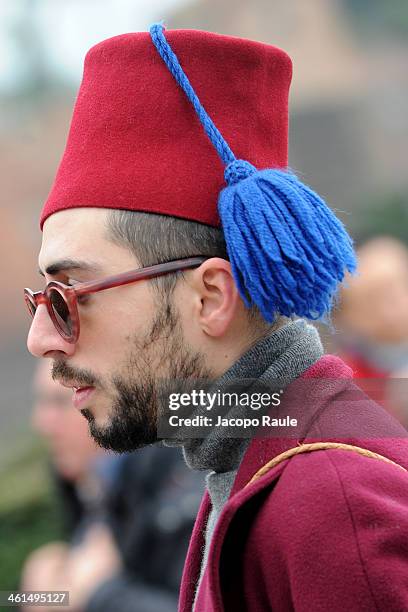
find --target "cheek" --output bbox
[76,287,156,359]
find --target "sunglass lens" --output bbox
[49,289,72,337]
[25,295,36,318]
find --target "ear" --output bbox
[190,258,241,337]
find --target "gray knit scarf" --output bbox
[180,318,323,473]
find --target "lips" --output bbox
[72,386,95,409]
[56,379,96,409]
[58,379,93,391]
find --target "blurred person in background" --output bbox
[333,236,408,424]
[30,357,106,532]
[334,236,408,377]
[21,360,203,611]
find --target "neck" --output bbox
[166,318,324,473]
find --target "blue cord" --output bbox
[150,23,236,167]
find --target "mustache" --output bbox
[52,360,98,388]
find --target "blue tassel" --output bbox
[149,23,357,322]
[219,160,356,322]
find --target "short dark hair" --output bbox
[105,209,271,330]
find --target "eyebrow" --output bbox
[38,259,102,277]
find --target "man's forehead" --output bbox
[38,207,137,275]
[39,208,109,273]
[42,207,108,238]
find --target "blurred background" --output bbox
[1,0,408,596]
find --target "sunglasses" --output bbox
[24,256,208,344]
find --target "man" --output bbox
[334,236,408,379]
[333,236,408,426]
[31,358,104,486]
[25,24,408,611]
[22,360,122,610]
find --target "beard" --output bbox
[53,297,213,453]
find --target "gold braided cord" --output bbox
[246,442,407,488]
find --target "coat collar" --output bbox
[179,355,352,611]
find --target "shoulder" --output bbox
[257,445,408,531]
[246,446,408,610]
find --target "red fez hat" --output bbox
[40,28,292,229]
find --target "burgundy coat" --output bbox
[179,356,408,611]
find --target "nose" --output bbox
[27,304,76,358]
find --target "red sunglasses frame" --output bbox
[24,256,208,344]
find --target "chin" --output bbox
[89,422,158,453]
[81,396,159,452]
